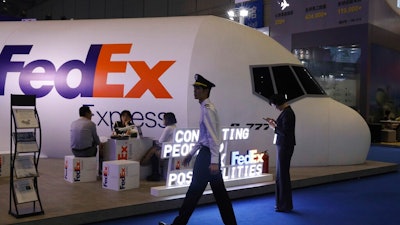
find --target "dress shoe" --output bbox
[275,208,292,213]
[159,221,169,225]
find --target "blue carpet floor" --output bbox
[90,145,400,225]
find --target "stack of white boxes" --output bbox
[0,152,10,177]
[64,155,97,183]
[381,129,396,142]
[102,160,139,191]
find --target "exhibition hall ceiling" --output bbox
[0,0,48,17]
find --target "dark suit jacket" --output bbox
[275,106,296,146]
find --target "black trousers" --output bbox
[72,146,97,157]
[275,144,294,210]
[172,146,237,225]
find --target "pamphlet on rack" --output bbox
[14,155,38,178]
[16,142,39,153]
[13,178,38,203]
[13,132,38,153]
[12,109,39,128]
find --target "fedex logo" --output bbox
[103,166,109,187]
[119,167,126,190]
[231,149,264,166]
[74,160,81,182]
[118,145,128,160]
[0,44,175,99]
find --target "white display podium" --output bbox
[103,137,153,161]
[64,155,97,183]
[103,137,153,179]
[102,160,140,191]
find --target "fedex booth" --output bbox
[0,16,370,193]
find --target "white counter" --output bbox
[103,137,153,179]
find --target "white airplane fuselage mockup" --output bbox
[0,16,370,166]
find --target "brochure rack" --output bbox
[9,95,44,218]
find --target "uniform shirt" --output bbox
[190,98,221,164]
[158,124,176,143]
[70,117,101,149]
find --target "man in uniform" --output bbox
[159,74,237,225]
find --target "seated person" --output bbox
[140,112,177,181]
[70,106,102,157]
[113,110,143,137]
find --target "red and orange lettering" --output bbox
[93,44,132,97]
[127,61,175,98]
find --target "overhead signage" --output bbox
[278,0,290,11]
[274,0,293,26]
[305,3,327,20]
[235,0,264,28]
[272,0,367,31]
[161,127,265,187]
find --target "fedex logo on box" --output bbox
[119,167,126,190]
[64,156,97,183]
[73,160,81,182]
[103,165,109,187]
[118,145,129,160]
[102,160,139,191]
[0,44,175,99]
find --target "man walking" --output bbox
[159,74,237,225]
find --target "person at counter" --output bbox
[141,112,177,181]
[70,106,103,157]
[113,110,143,137]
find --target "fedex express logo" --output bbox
[0,44,175,99]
